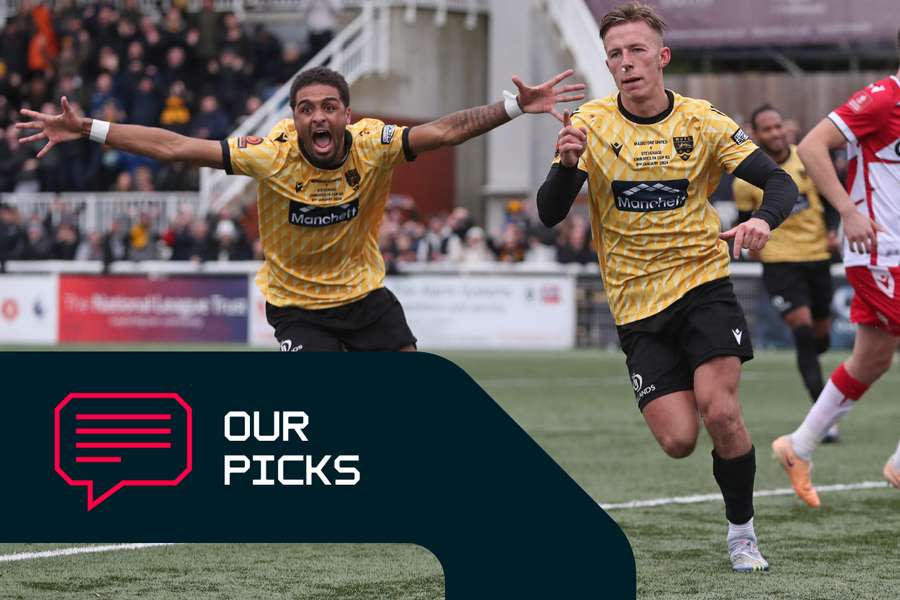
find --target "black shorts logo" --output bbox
[673,136,694,160]
[289,199,359,227]
[611,179,689,212]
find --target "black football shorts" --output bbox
[762,260,833,321]
[616,277,754,411]
[266,287,417,352]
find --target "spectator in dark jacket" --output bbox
[22,221,55,260]
[101,217,130,270]
[189,95,229,140]
[184,220,216,263]
[556,217,596,265]
[129,76,162,127]
[0,204,26,269]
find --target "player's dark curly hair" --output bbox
[289,67,351,110]
[749,103,779,131]
[599,2,667,41]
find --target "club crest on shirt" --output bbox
[345,169,361,190]
[673,135,694,160]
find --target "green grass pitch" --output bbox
[0,348,897,599]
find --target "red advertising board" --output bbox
[58,276,249,343]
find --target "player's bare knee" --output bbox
[658,434,697,459]
[701,405,743,438]
[665,439,697,459]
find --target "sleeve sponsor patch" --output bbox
[237,135,263,148]
[381,125,396,144]
[731,128,749,145]
[847,92,871,113]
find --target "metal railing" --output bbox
[545,0,616,100]
[199,0,489,213]
[0,192,200,234]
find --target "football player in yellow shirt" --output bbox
[536,2,798,572]
[733,104,841,441]
[19,66,584,351]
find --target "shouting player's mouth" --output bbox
[311,128,335,157]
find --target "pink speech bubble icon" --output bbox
[54,393,192,511]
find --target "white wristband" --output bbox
[503,90,523,119]
[89,119,110,144]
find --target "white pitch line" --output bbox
[0,482,892,561]
[601,480,889,510]
[0,543,175,563]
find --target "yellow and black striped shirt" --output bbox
[555,91,757,325]
[223,118,414,309]
[732,145,829,263]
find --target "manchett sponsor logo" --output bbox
[289,199,360,228]
[612,180,688,212]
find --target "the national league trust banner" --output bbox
[0,352,636,598]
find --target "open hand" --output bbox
[15,96,84,159]
[512,69,586,122]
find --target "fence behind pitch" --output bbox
[0,262,853,350]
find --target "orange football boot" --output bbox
[772,435,821,508]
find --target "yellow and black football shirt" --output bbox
[555,90,757,325]
[222,118,414,309]
[732,145,829,263]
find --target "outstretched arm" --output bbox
[406,69,585,155]
[17,96,225,168]
[798,118,882,254]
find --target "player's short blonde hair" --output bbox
[599,2,667,41]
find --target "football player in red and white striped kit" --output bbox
[773,29,900,507]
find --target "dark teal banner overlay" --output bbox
[0,352,635,598]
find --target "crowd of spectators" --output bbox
[0,0,331,193]
[379,197,598,271]
[0,195,597,270]
[0,199,261,270]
